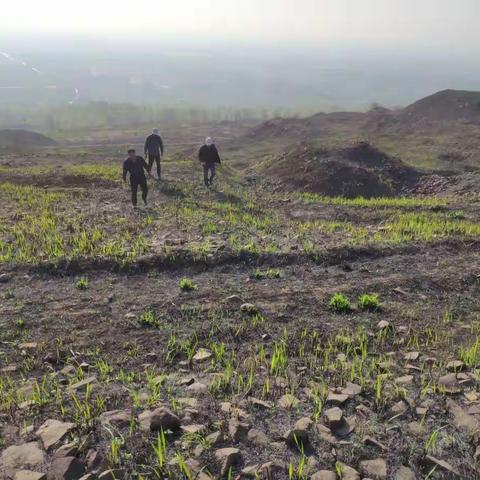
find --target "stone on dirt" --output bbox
[447,360,466,372]
[394,466,416,480]
[214,448,242,476]
[36,420,75,452]
[1,443,46,473]
[99,410,131,429]
[425,455,459,476]
[447,399,480,438]
[47,457,85,480]
[14,471,46,480]
[311,471,336,480]
[324,407,343,428]
[185,381,208,395]
[359,458,387,479]
[138,407,180,432]
[228,418,250,442]
[326,393,349,406]
[286,417,313,446]
[247,429,268,446]
[336,463,360,480]
[67,376,97,392]
[192,348,212,363]
[97,469,125,480]
[278,394,299,409]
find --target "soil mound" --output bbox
[0,129,57,152]
[264,141,421,198]
[401,89,480,124]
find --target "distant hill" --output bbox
[0,129,57,152]
[401,89,480,123]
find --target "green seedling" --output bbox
[179,277,197,292]
[329,293,351,313]
[358,293,381,311]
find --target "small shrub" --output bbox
[138,309,159,328]
[358,293,381,311]
[179,277,197,292]
[75,277,89,290]
[329,293,351,313]
[16,318,25,328]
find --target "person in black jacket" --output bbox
[198,137,221,187]
[123,149,151,207]
[144,128,164,180]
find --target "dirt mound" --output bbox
[401,89,480,124]
[264,141,421,198]
[0,129,57,152]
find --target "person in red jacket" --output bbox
[123,149,151,207]
[198,137,221,187]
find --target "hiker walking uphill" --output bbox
[198,137,221,187]
[144,128,164,180]
[123,149,151,207]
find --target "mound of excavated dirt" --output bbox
[264,141,421,198]
[0,129,57,152]
[401,89,480,124]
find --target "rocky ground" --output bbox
[1,143,480,480]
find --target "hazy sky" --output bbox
[2,0,479,53]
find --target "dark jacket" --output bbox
[144,134,164,156]
[123,156,149,183]
[198,144,221,166]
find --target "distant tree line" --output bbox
[0,102,310,133]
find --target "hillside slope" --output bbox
[0,129,57,152]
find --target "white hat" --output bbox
[205,137,213,146]
[152,128,159,135]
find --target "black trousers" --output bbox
[131,179,148,206]
[148,153,161,179]
[203,163,216,186]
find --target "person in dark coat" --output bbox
[198,137,221,187]
[123,148,150,207]
[144,128,164,180]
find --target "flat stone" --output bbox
[390,400,408,417]
[403,351,419,361]
[228,418,250,442]
[438,373,462,393]
[407,421,425,437]
[362,436,387,451]
[341,382,362,398]
[376,320,390,331]
[138,407,180,432]
[248,397,273,409]
[425,455,459,476]
[97,469,125,480]
[14,471,46,480]
[36,420,75,452]
[206,431,224,446]
[241,465,260,477]
[260,461,286,478]
[447,360,465,372]
[214,448,242,476]
[181,424,206,435]
[240,303,258,314]
[53,443,78,459]
[185,382,208,395]
[67,376,97,392]
[336,463,360,480]
[311,471,337,480]
[192,348,212,364]
[447,399,480,438]
[316,424,338,444]
[326,393,349,406]
[99,410,131,429]
[394,466,416,480]
[247,429,268,446]
[19,343,39,350]
[395,375,414,385]
[286,417,313,446]
[359,459,387,479]
[324,407,343,428]
[47,457,85,480]
[278,394,299,409]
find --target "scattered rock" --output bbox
[138,407,181,432]
[286,417,313,446]
[241,465,260,477]
[359,458,387,479]
[407,421,425,437]
[97,469,125,480]
[192,348,212,364]
[311,471,336,480]
[99,410,131,429]
[404,351,419,361]
[67,376,97,393]
[395,375,414,386]
[47,457,85,480]
[36,420,75,452]
[394,466,416,480]
[260,460,286,478]
[341,382,362,398]
[53,443,78,459]
[206,431,224,446]
[14,471,46,480]
[278,394,299,409]
[181,424,206,435]
[185,382,208,395]
[425,455,460,476]
[214,448,242,476]
[316,424,338,444]
[228,418,250,442]
[376,320,390,331]
[336,463,360,480]
[324,407,343,429]
[362,436,387,451]
[438,373,462,394]
[389,400,408,417]
[247,429,268,446]
[85,450,107,474]
[447,360,466,372]
[447,399,480,438]
[0,272,13,283]
[326,393,349,406]
[248,397,273,409]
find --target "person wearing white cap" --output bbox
[198,137,221,187]
[144,128,164,180]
